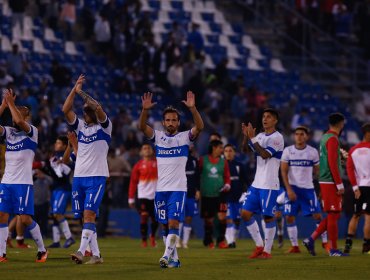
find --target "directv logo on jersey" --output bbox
[157,148,182,155]
[80,134,97,142]
[289,160,313,167]
[7,142,23,150]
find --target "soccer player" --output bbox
[281,126,328,253]
[223,144,246,248]
[138,91,203,268]
[241,108,284,259]
[0,89,48,263]
[128,143,158,248]
[199,140,231,249]
[178,144,200,249]
[303,113,347,257]
[44,136,75,248]
[344,123,370,254]
[63,75,112,264]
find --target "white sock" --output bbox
[52,225,61,243]
[28,221,46,252]
[59,219,72,239]
[78,223,95,254]
[163,233,178,258]
[316,222,328,243]
[277,218,284,236]
[264,221,276,254]
[0,225,8,256]
[182,225,191,246]
[162,235,167,245]
[171,236,180,260]
[89,232,100,257]
[225,225,234,245]
[287,223,298,246]
[16,235,24,241]
[261,219,266,238]
[178,223,183,239]
[246,218,264,247]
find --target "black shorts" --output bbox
[137,199,155,217]
[354,187,370,215]
[201,197,219,218]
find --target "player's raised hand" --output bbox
[73,74,85,92]
[182,91,196,109]
[247,122,256,138]
[241,123,248,137]
[3,89,16,106]
[141,92,157,110]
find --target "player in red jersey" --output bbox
[303,113,347,256]
[344,123,370,254]
[129,143,158,248]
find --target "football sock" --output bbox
[140,223,148,241]
[89,232,100,257]
[163,229,179,258]
[225,224,234,244]
[246,217,264,247]
[217,221,227,243]
[162,228,168,245]
[28,220,46,252]
[78,223,95,254]
[234,224,240,241]
[287,222,298,246]
[327,213,340,249]
[317,221,328,243]
[59,219,72,239]
[261,219,266,238]
[52,220,61,243]
[345,234,354,247]
[264,220,276,254]
[182,224,191,245]
[204,222,213,245]
[277,217,284,236]
[150,221,158,238]
[179,222,183,239]
[311,217,327,240]
[0,224,8,256]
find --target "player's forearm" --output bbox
[7,103,30,132]
[0,103,7,117]
[62,88,76,115]
[189,106,204,134]
[95,105,107,123]
[346,158,358,190]
[251,142,271,159]
[138,109,149,131]
[62,145,72,165]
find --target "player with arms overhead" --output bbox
[241,108,284,259]
[303,113,347,257]
[0,89,48,263]
[138,91,204,268]
[281,126,328,253]
[62,75,112,264]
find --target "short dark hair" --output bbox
[208,140,223,155]
[224,144,236,151]
[294,126,310,134]
[263,108,279,121]
[210,131,221,140]
[361,123,370,135]
[328,113,345,126]
[162,106,180,121]
[57,135,68,146]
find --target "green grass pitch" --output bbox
[1,238,369,280]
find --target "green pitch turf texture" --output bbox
[1,238,369,280]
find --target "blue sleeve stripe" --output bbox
[100,117,110,129]
[272,151,283,159]
[68,117,79,131]
[27,126,33,138]
[266,146,277,155]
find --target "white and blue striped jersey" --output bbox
[281,144,319,189]
[69,116,112,177]
[249,131,284,190]
[0,125,38,185]
[150,129,194,192]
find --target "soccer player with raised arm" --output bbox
[344,123,370,254]
[241,108,284,259]
[0,89,48,263]
[303,113,347,257]
[44,136,75,249]
[281,126,328,253]
[128,143,158,248]
[138,91,204,268]
[62,75,112,264]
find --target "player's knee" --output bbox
[241,210,252,221]
[19,214,32,226]
[218,213,226,222]
[275,211,282,219]
[312,213,322,221]
[185,217,192,224]
[168,219,179,229]
[263,216,274,223]
[83,210,96,223]
[54,214,63,221]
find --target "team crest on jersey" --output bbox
[210,167,218,174]
[156,200,165,208]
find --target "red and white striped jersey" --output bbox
[346,142,370,188]
[129,158,158,200]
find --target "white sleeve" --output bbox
[281,148,290,163]
[312,148,320,165]
[266,134,284,156]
